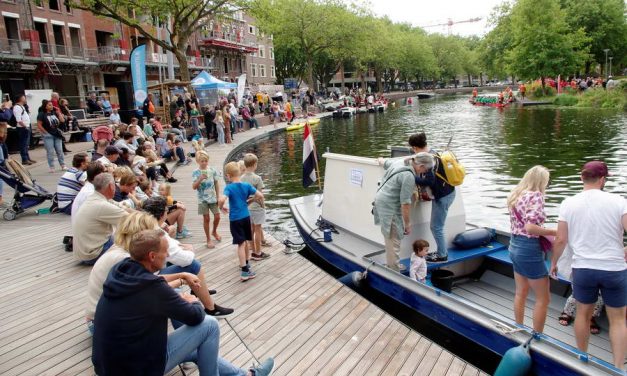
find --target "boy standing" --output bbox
[241,153,270,260]
[410,239,429,283]
[219,161,264,281]
[192,151,222,248]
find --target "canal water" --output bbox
[229,95,626,372]
[231,95,627,240]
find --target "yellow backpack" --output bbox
[435,150,465,186]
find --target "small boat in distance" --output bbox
[417,92,435,99]
[289,150,622,376]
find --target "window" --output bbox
[251,63,257,77]
[223,57,229,74]
[259,64,266,78]
[52,24,66,55]
[269,47,274,59]
[49,0,60,11]
[34,0,43,7]
[65,0,72,13]
[258,45,264,58]
[34,21,49,54]
[69,27,81,56]
[270,65,275,78]
[248,25,255,34]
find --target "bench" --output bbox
[29,116,109,146]
[485,249,572,285]
[399,241,508,273]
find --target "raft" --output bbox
[286,118,320,131]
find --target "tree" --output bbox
[252,0,359,89]
[70,0,244,81]
[273,42,307,85]
[397,27,437,89]
[312,51,340,89]
[478,2,515,80]
[428,34,467,86]
[561,0,627,75]
[506,0,589,89]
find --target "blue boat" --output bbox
[289,152,622,376]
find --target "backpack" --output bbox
[435,150,465,186]
[0,107,12,123]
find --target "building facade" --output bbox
[0,1,272,108]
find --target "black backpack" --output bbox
[0,107,13,124]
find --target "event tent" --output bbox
[191,71,236,89]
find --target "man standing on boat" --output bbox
[374,153,434,271]
[550,161,627,370]
[409,133,455,263]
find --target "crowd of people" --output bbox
[47,128,277,373]
[373,132,626,370]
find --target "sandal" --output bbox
[558,312,573,326]
[206,241,215,249]
[590,318,600,335]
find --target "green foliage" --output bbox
[428,34,468,82]
[553,94,578,106]
[563,86,578,96]
[507,0,589,82]
[561,0,627,74]
[531,85,556,98]
[478,2,514,78]
[577,88,626,110]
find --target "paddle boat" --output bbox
[332,106,356,118]
[470,95,514,108]
[285,117,321,132]
[289,150,622,376]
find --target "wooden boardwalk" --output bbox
[0,118,484,375]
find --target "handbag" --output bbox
[511,205,553,253]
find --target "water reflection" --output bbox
[230,96,626,239]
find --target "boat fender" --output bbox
[338,271,367,289]
[493,338,533,376]
[452,228,495,250]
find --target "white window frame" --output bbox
[248,25,255,35]
[270,65,275,78]
[251,63,257,77]
[259,64,266,78]
[258,45,264,58]
[269,47,274,59]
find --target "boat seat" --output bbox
[399,241,508,274]
[485,249,571,285]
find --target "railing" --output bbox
[0,38,214,69]
[199,30,257,49]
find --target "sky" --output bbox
[368,0,506,36]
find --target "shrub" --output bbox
[531,85,556,98]
[576,87,626,110]
[553,94,578,106]
[563,86,578,96]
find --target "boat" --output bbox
[332,107,356,118]
[470,95,514,108]
[374,102,388,112]
[285,117,321,132]
[289,150,622,376]
[417,92,435,99]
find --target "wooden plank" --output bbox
[428,350,455,376]
[378,331,423,376]
[397,336,432,375]
[445,357,468,376]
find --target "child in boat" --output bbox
[241,153,271,261]
[410,239,429,283]
[219,161,264,281]
[192,151,222,249]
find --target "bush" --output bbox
[553,94,578,106]
[531,85,556,99]
[563,86,578,96]
[577,87,626,110]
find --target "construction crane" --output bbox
[420,17,482,35]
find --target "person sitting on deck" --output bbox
[71,162,105,219]
[409,239,429,283]
[96,145,120,172]
[72,173,129,265]
[141,197,233,318]
[91,229,274,376]
[55,152,89,214]
[373,153,434,272]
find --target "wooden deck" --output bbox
[0,119,484,375]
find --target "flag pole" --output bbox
[309,120,323,190]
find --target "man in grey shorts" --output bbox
[241,153,271,260]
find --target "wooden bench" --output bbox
[30,116,109,146]
[399,241,508,272]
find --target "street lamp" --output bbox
[603,49,610,78]
[609,57,613,77]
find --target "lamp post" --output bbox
[609,57,613,77]
[603,49,610,78]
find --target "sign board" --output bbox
[25,89,52,125]
[350,168,363,187]
[284,78,298,90]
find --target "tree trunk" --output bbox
[340,63,346,93]
[375,69,382,93]
[306,56,315,91]
[541,76,546,91]
[175,50,190,81]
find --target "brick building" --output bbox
[0,1,272,108]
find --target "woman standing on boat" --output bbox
[507,165,556,333]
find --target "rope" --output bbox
[224,317,261,366]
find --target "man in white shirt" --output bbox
[72,162,105,226]
[96,145,120,172]
[12,95,35,165]
[551,161,627,370]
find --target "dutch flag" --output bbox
[302,123,317,188]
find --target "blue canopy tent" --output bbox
[191,71,236,107]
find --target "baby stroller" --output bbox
[0,159,54,221]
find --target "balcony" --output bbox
[199,30,257,53]
[0,38,100,64]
